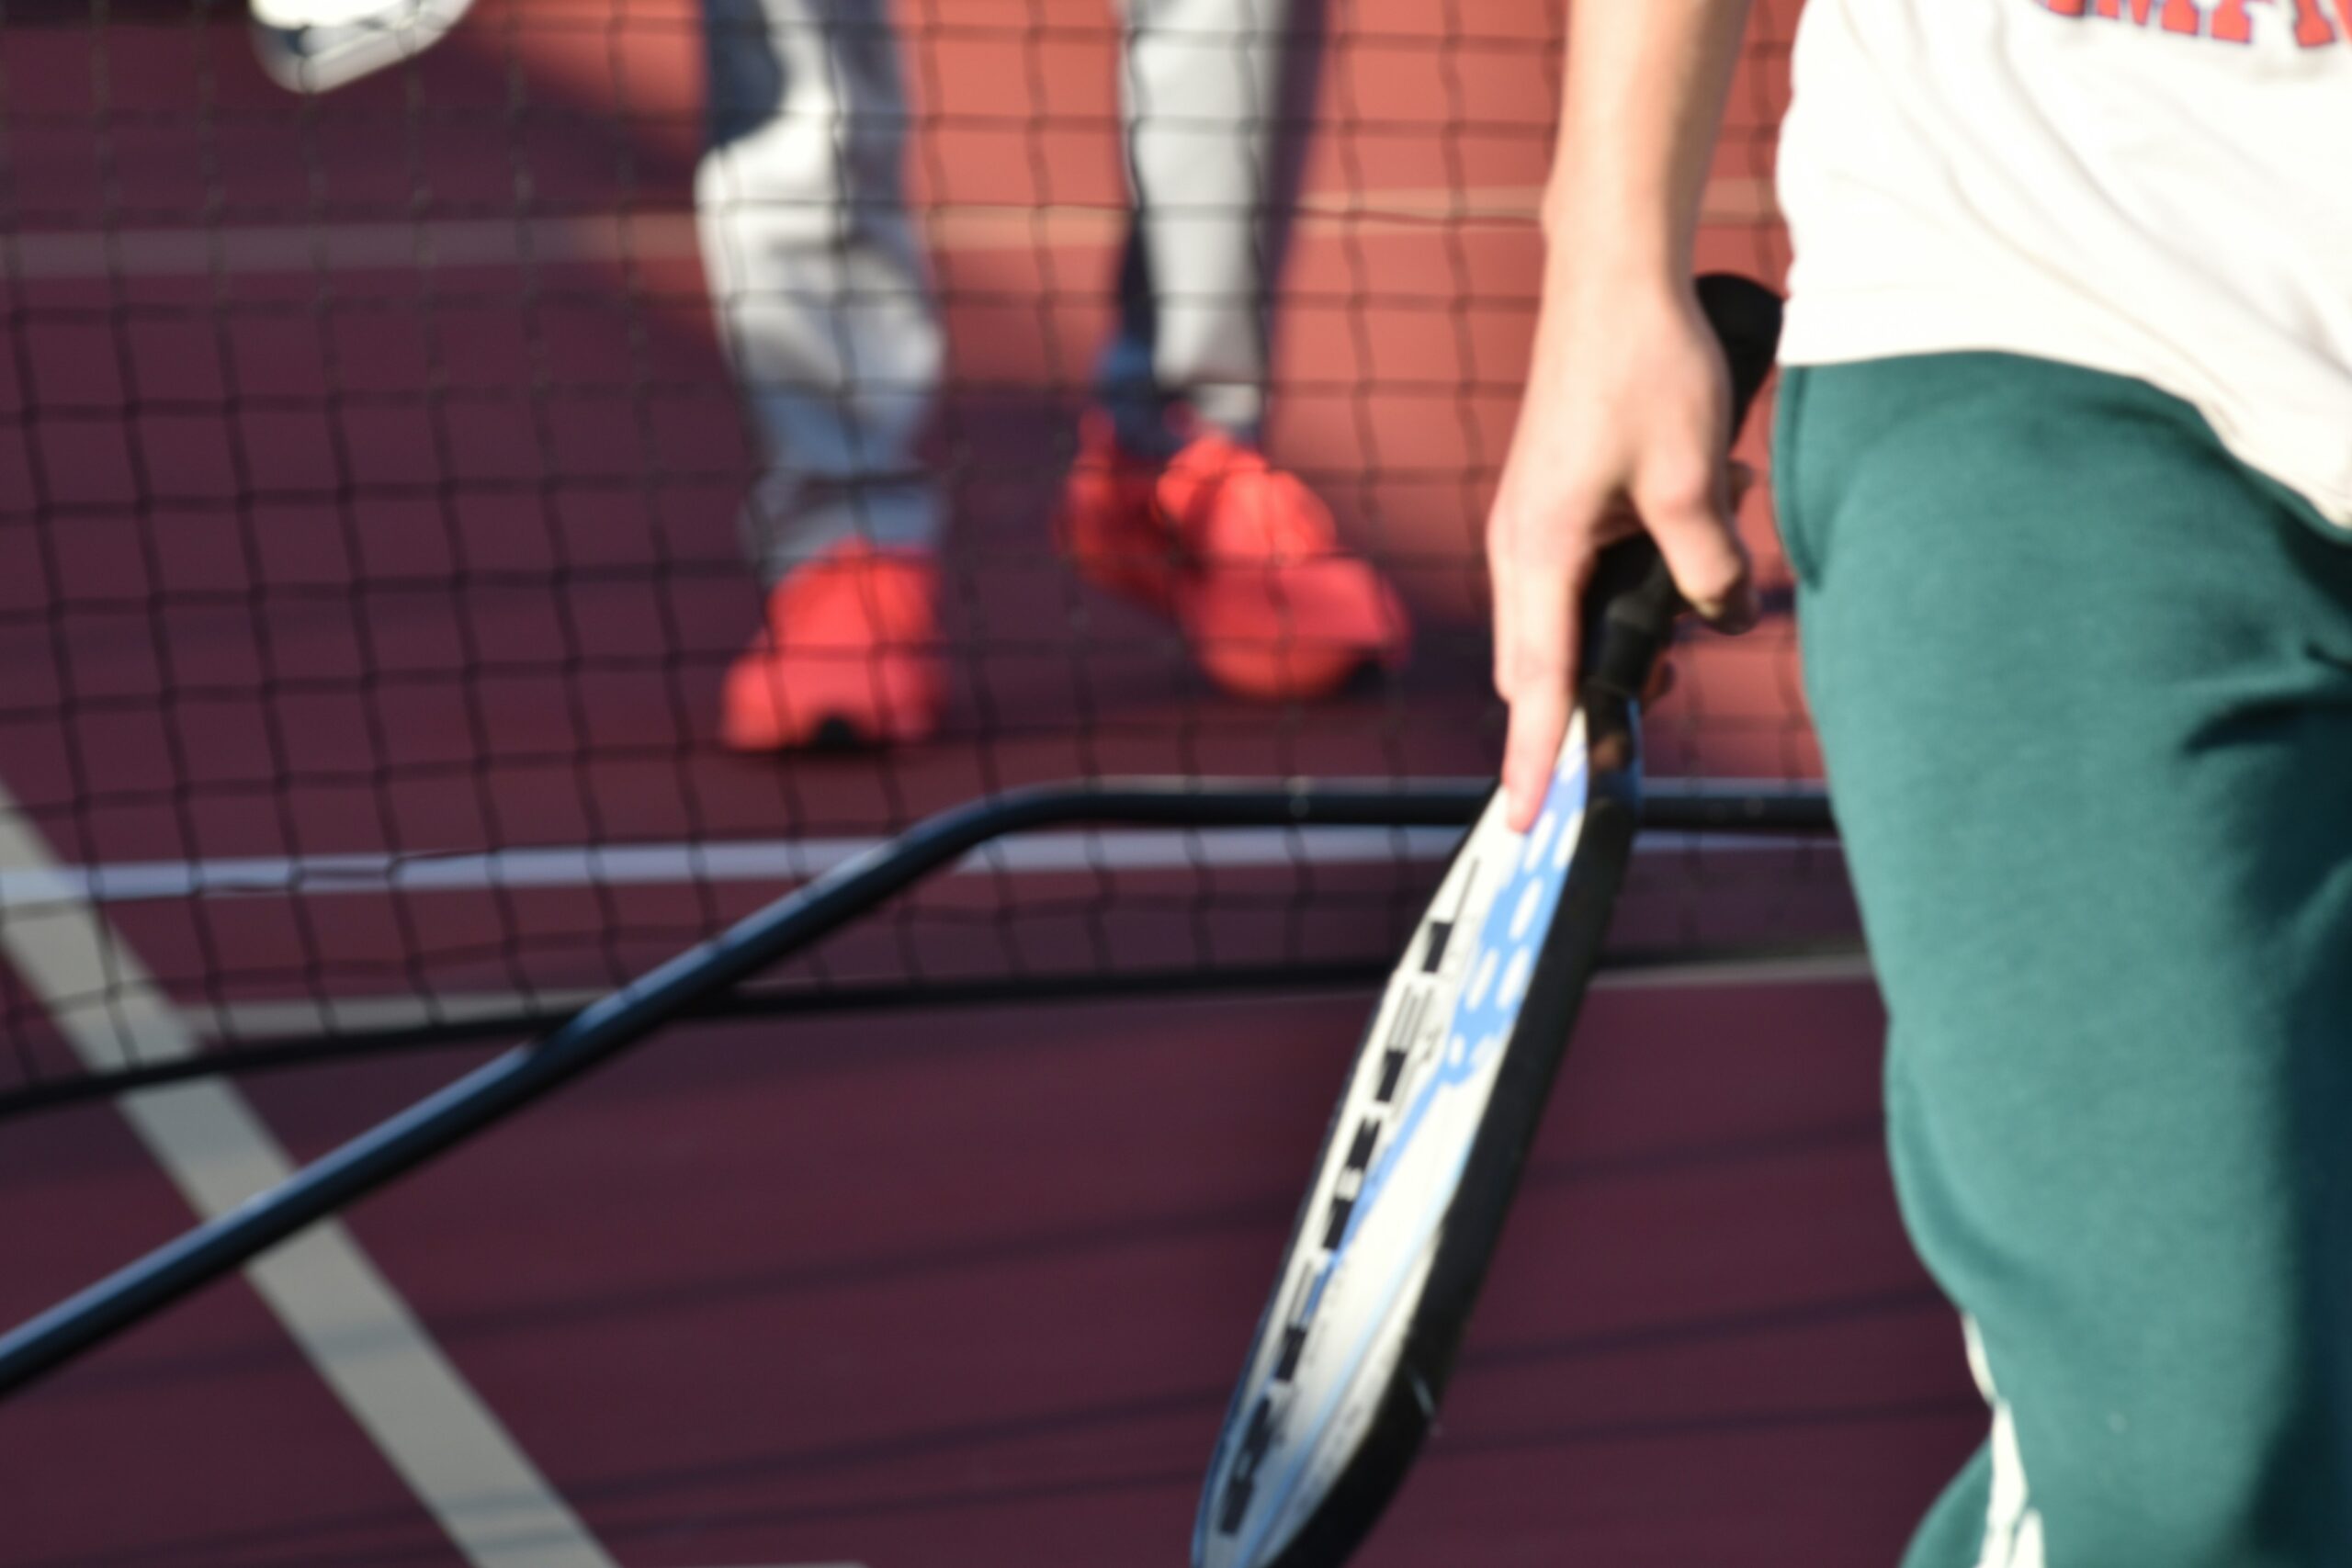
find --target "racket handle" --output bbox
[1581,274,1783,701]
[1702,271,1783,427]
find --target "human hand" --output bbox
[1486,275,1757,829]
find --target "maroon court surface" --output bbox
[0,1,1982,1562]
[1,976,1978,1568]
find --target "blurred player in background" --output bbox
[1489,3,2351,1565]
[697,0,1410,750]
[254,0,1411,751]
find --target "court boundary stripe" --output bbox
[0,818,1838,911]
[0,779,870,1568]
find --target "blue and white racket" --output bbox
[1193,275,1783,1568]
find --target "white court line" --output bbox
[0,780,859,1568]
[0,825,1827,908]
[0,826,1472,908]
[0,796,1837,912]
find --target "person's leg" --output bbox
[1061,0,1406,701]
[1114,0,1296,443]
[1773,352,2352,1566]
[696,0,942,579]
[699,0,945,749]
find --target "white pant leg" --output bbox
[696,0,944,579]
[1119,0,1298,439]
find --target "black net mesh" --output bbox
[0,0,1837,1109]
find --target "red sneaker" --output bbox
[1162,432,1413,701]
[720,539,946,750]
[1055,410,1182,617]
[1054,414,1412,701]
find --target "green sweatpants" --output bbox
[1771,353,2352,1566]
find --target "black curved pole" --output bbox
[0,774,1831,1402]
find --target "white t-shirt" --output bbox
[1776,0,2352,529]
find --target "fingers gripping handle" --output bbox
[1581,274,1784,702]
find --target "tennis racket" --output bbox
[1193,273,1784,1568]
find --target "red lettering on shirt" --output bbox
[2031,0,2347,42]
[2095,0,2207,31]
[2210,0,2339,43]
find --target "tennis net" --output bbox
[0,0,1834,1112]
